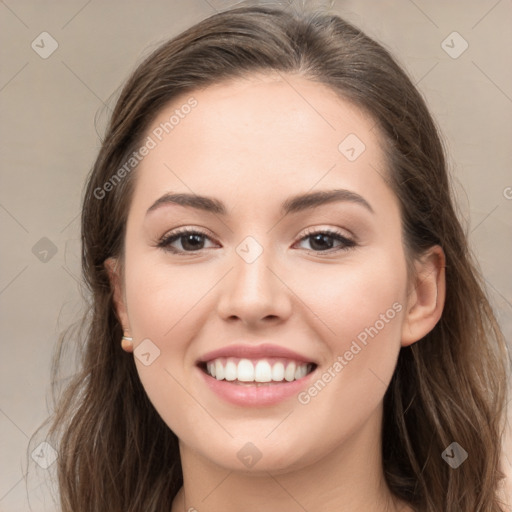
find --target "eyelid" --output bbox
[300,225,354,241]
[158,225,213,240]
[158,225,353,242]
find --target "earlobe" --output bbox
[104,257,132,351]
[401,245,446,347]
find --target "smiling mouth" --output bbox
[197,357,317,384]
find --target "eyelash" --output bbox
[156,227,356,256]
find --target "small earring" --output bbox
[121,335,134,352]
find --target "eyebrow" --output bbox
[146,189,374,217]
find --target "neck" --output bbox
[171,406,411,512]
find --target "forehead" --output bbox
[130,73,392,216]
[156,73,377,155]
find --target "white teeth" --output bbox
[271,362,285,381]
[215,359,224,380]
[205,357,313,383]
[284,361,296,382]
[224,360,237,381]
[237,359,254,382]
[207,361,216,378]
[254,360,272,382]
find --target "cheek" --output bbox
[287,254,406,453]
[297,248,407,411]
[124,250,205,342]
[302,250,407,348]
[123,260,208,436]
[122,250,227,431]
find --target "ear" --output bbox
[401,245,446,347]
[104,257,133,352]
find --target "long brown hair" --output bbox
[32,3,510,511]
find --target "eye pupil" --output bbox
[182,234,204,250]
[310,233,334,251]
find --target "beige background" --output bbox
[1,1,511,510]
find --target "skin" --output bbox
[106,73,445,512]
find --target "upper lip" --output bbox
[197,343,317,365]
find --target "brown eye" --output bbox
[157,229,215,254]
[296,229,356,253]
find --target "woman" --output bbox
[41,3,510,511]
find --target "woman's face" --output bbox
[109,74,427,473]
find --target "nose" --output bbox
[216,242,292,328]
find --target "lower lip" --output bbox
[197,366,317,407]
